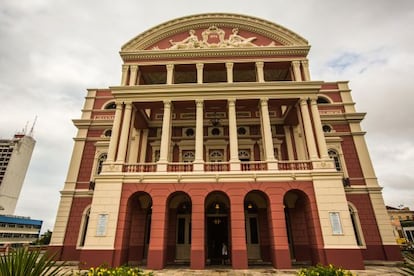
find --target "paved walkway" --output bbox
[149,265,406,276]
[59,264,407,275]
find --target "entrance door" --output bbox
[246,214,261,260]
[176,214,191,261]
[206,215,228,265]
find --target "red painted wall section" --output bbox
[341,136,365,185]
[93,91,114,109]
[61,197,92,261]
[321,83,338,90]
[63,181,370,269]
[331,124,351,133]
[346,194,385,260]
[76,141,96,189]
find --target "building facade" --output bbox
[0,215,42,247]
[49,13,401,270]
[0,134,36,215]
[387,206,414,245]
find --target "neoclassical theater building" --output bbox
[50,13,401,270]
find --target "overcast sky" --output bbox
[1,0,413,233]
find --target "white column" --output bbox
[107,102,123,162]
[292,126,306,160]
[260,98,277,170]
[121,65,129,86]
[128,129,141,163]
[129,65,138,86]
[299,99,318,159]
[310,99,329,159]
[228,99,240,170]
[139,129,149,163]
[256,62,265,83]
[226,62,234,83]
[284,126,294,160]
[194,99,204,171]
[166,64,174,85]
[157,100,172,171]
[116,102,133,163]
[292,60,302,81]
[301,60,311,81]
[196,63,204,84]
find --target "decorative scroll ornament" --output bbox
[165,26,275,50]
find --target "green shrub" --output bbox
[297,264,355,276]
[87,265,152,276]
[0,247,66,276]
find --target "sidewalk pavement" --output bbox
[149,265,406,276]
[59,264,407,275]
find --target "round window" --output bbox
[322,125,332,133]
[211,128,221,136]
[237,127,246,135]
[185,128,194,137]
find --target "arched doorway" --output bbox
[166,192,192,265]
[125,192,152,265]
[205,192,230,265]
[244,190,271,264]
[284,189,319,265]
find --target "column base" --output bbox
[156,162,168,172]
[230,161,241,171]
[193,161,204,172]
[102,162,123,173]
[312,159,335,170]
[267,160,278,171]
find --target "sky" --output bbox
[1,0,413,233]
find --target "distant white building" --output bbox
[0,134,35,215]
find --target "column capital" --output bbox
[166,64,174,70]
[163,100,172,106]
[260,98,269,105]
[309,98,318,105]
[195,99,204,106]
[124,102,133,109]
[255,61,264,68]
[292,60,301,66]
[121,64,129,71]
[115,102,124,109]
[196,63,204,69]
[228,98,236,107]
[129,64,138,71]
[225,62,234,69]
[299,98,308,105]
[301,59,309,67]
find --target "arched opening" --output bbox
[348,203,365,247]
[328,149,342,172]
[124,192,152,265]
[78,206,90,247]
[244,190,271,265]
[205,191,231,265]
[283,189,318,265]
[166,192,192,265]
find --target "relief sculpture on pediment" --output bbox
[166,25,275,50]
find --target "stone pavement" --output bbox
[148,265,406,276]
[59,264,407,275]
